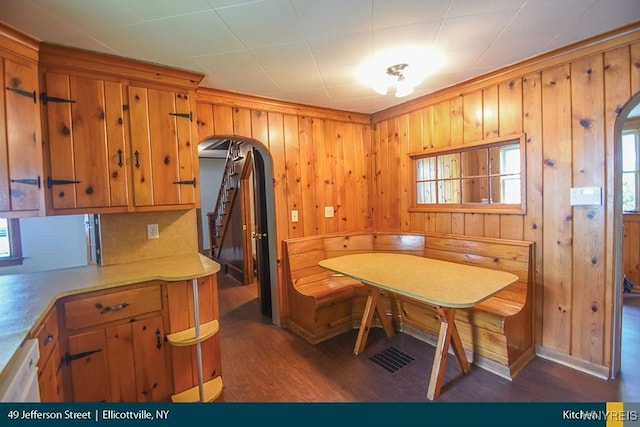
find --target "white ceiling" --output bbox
[1,0,639,114]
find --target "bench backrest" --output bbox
[283,232,427,285]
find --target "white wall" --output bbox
[1,215,87,275]
[199,157,225,250]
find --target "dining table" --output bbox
[319,252,519,400]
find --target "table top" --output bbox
[319,253,518,308]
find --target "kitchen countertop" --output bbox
[0,253,220,384]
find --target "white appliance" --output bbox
[0,339,40,402]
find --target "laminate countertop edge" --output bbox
[0,253,221,385]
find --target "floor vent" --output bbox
[369,347,415,373]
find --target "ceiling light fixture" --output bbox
[358,47,442,99]
[386,63,414,98]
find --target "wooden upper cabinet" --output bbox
[128,85,198,208]
[42,71,129,211]
[37,42,203,213]
[0,25,44,217]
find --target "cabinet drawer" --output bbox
[63,286,162,330]
[34,307,59,366]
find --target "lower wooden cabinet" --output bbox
[65,315,169,402]
[41,274,221,402]
[31,307,64,402]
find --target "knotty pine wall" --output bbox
[371,26,640,374]
[194,91,373,323]
[194,24,640,376]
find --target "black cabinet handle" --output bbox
[134,151,140,169]
[117,149,123,167]
[99,302,129,314]
[155,329,162,349]
[44,333,54,346]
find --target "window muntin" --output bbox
[411,134,525,213]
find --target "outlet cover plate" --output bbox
[324,206,334,218]
[147,224,159,239]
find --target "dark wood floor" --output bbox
[215,273,640,402]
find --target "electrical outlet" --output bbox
[324,206,334,218]
[147,224,159,239]
[291,210,299,223]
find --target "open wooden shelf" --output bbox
[166,319,219,347]
[170,376,223,403]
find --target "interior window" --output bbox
[411,134,525,213]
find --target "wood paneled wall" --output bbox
[194,24,640,375]
[194,91,373,319]
[371,28,640,373]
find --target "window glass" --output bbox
[622,132,637,172]
[462,177,488,203]
[0,218,9,258]
[437,153,460,179]
[622,173,637,212]
[461,149,487,177]
[622,131,639,213]
[0,217,22,267]
[438,180,460,203]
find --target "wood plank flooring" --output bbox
[216,273,640,402]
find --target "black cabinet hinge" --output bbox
[40,93,76,104]
[47,177,81,188]
[169,111,192,121]
[64,349,102,366]
[173,178,197,187]
[6,87,37,103]
[10,176,41,188]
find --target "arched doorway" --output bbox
[612,92,640,377]
[197,136,280,326]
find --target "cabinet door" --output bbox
[38,342,64,402]
[131,316,170,401]
[104,317,169,402]
[67,329,110,402]
[128,85,197,207]
[105,323,137,402]
[0,57,42,213]
[43,72,128,210]
[167,276,221,394]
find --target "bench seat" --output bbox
[282,231,535,379]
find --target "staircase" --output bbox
[210,140,245,260]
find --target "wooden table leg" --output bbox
[353,286,394,355]
[426,307,470,400]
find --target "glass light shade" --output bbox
[395,78,414,97]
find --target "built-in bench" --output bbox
[282,231,535,379]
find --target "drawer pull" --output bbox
[44,333,54,346]
[155,329,162,349]
[99,302,129,314]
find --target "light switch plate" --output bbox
[570,187,602,206]
[291,210,299,223]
